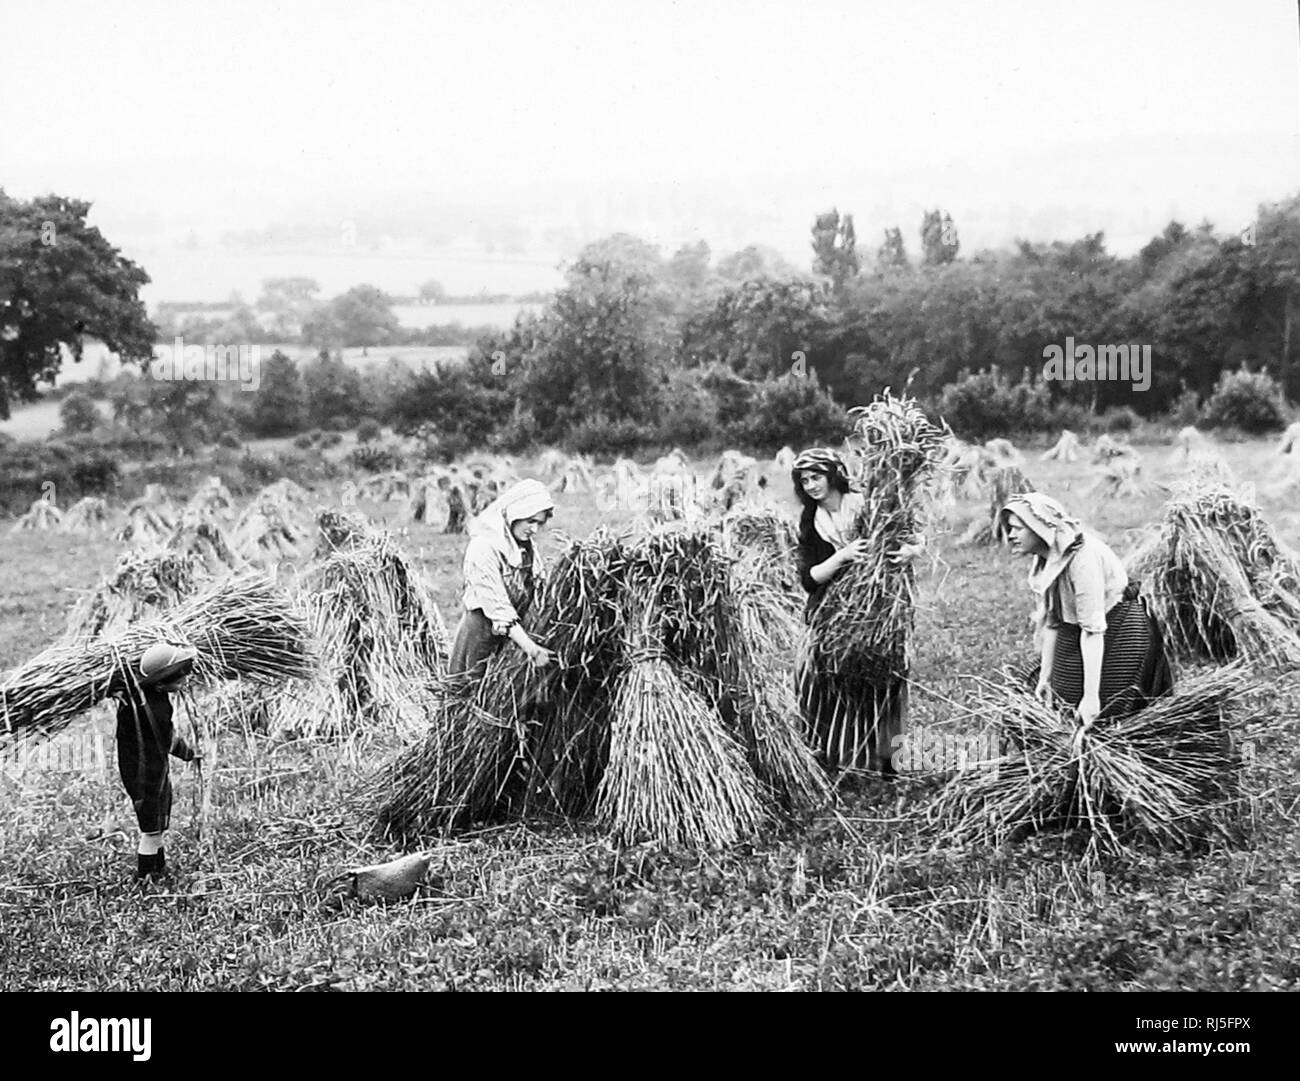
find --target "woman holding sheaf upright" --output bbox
[792,448,925,777]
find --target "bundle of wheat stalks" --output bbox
[65,549,208,639]
[115,485,175,545]
[167,510,243,576]
[60,496,110,533]
[720,506,800,595]
[1,573,313,751]
[371,521,828,848]
[809,392,948,684]
[233,492,301,563]
[1125,482,1300,669]
[959,466,1035,546]
[270,513,448,740]
[925,665,1249,854]
[10,496,62,532]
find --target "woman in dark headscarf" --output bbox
[791,447,923,776]
[1000,492,1172,724]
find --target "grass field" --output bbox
[2,439,1299,990]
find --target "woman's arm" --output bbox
[808,549,846,585]
[462,537,521,634]
[1077,631,1104,723]
[1036,625,1058,701]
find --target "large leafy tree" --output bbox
[0,190,155,418]
[303,284,400,349]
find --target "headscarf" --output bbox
[791,448,852,501]
[467,478,555,568]
[1000,492,1085,599]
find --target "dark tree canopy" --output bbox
[0,190,155,418]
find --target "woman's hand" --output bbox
[888,538,925,565]
[1033,677,1054,707]
[835,538,871,567]
[1076,694,1101,728]
[524,642,555,669]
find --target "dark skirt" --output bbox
[449,609,504,680]
[1022,593,1173,719]
[796,651,907,771]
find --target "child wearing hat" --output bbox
[115,642,201,880]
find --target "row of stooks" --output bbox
[3,398,1296,858]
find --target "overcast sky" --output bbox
[3,0,1298,301]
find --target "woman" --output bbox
[1000,492,1172,724]
[115,642,201,880]
[449,478,556,679]
[792,448,923,776]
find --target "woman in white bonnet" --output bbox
[449,478,556,679]
[1001,492,1172,725]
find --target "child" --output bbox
[115,642,201,880]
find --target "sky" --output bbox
[2,0,1298,303]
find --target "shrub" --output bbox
[292,433,314,450]
[936,368,1054,440]
[348,443,404,473]
[1099,405,1141,433]
[741,374,850,451]
[320,431,344,449]
[59,391,100,435]
[1201,368,1288,434]
[355,418,383,444]
[565,415,655,459]
[0,439,121,514]
[215,430,243,450]
[656,370,720,448]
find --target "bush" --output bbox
[320,431,344,449]
[1201,368,1288,434]
[741,374,850,451]
[565,415,655,458]
[1099,406,1141,433]
[0,439,120,514]
[936,368,1054,440]
[292,433,314,450]
[59,391,100,435]
[656,370,719,448]
[348,444,404,473]
[355,418,383,444]
[215,430,243,450]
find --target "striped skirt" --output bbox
[1022,592,1173,719]
[795,652,907,771]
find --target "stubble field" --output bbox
[1,438,1298,991]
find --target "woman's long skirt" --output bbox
[1024,591,1173,719]
[796,650,907,771]
[448,609,503,680]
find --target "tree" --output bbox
[417,279,447,304]
[302,285,400,350]
[302,349,365,428]
[256,277,320,339]
[242,350,306,436]
[716,245,800,284]
[876,227,909,273]
[811,208,860,291]
[0,190,155,418]
[59,389,100,434]
[921,209,960,266]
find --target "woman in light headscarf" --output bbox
[791,447,924,777]
[449,478,556,679]
[1000,492,1172,724]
